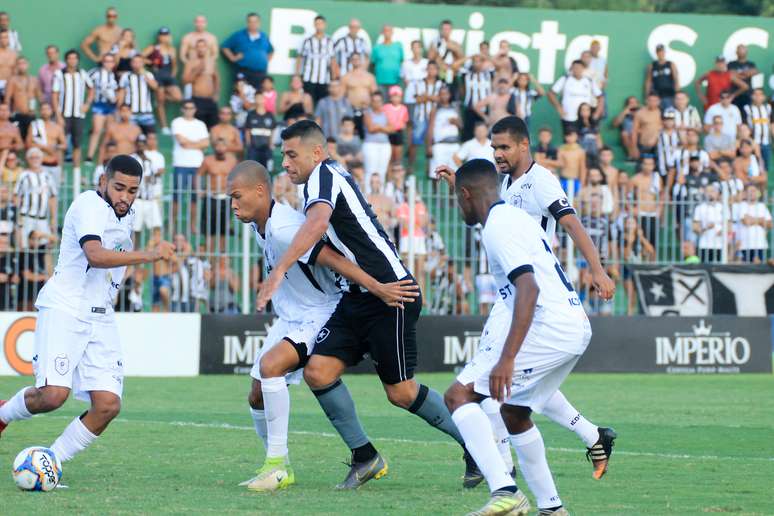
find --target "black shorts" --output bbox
[388,131,404,146]
[64,117,85,147]
[303,81,329,104]
[192,96,218,129]
[313,279,422,385]
[247,146,272,167]
[155,68,177,87]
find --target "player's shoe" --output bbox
[244,457,295,492]
[463,449,485,488]
[466,489,530,516]
[335,452,388,490]
[0,400,7,438]
[538,507,570,515]
[586,427,617,480]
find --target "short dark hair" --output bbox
[491,116,530,143]
[538,126,552,134]
[64,49,79,60]
[440,20,452,26]
[456,158,500,193]
[246,12,259,19]
[571,59,584,68]
[341,116,354,124]
[314,15,326,22]
[106,154,143,179]
[46,44,59,52]
[326,136,337,144]
[280,119,326,145]
[600,145,613,153]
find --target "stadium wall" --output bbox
[12,2,774,145]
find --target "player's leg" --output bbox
[480,397,515,476]
[49,390,119,464]
[247,378,268,451]
[0,386,71,434]
[87,112,106,162]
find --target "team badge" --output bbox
[54,354,70,375]
[316,328,330,343]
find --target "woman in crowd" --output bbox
[613,96,640,161]
[362,91,394,190]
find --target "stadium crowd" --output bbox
[0,8,772,315]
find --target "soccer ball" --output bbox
[12,447,62,491]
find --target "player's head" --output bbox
[490,116,530,176]
[101,154,143,217]
[227,160,272,225]
[454,158,501,226]
[280,119,327,185]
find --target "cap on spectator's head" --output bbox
[236,72,246,81]
[655,44,665,51]
[158,27,170,35]
[662,111,675,120]
[388,85,402,98]
[716,55,726,62]
[136,134,147,144]
[689,155,700,161]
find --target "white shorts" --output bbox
[456,307,591,412]
[32,307,123,402]
[133,199,162,231]
[250,311,331,385]
[429,143,460,179]
[399,235,427,256]
[20,216,50,248]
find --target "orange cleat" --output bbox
[586,427,617,480]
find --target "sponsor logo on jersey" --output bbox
[655,319,751,373]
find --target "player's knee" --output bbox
[385,384,416,409]
[303,360,330,389]
[258,357,285,379]
[93,398,121,422]
[443,384,468,413]
[501,404,533,434]
[38,387,69,412]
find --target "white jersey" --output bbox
[253,201,341,322]
[499,161,575,241]
[483,202,587,353]
[36,190,134,320]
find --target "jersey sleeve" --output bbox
[272,217,326,266]
[551,76,566,95]
[484,213,534,283]
[535,168,576,220]
[303,162,341,212]
[73,195,109,247]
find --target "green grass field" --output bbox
[0,373,772,515]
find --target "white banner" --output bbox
[0,312,201,377]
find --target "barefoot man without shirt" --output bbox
[80,7,122,63]
[183,39,220,129]
[341,53,377,137]
[101,104,141,157]
[475,77,513,128]
[5,56,40,140]
[180,15,218,65]
[0,29,17,101]
[632,92,663,158]
[197,139,237,250]
[210,105,243,157]
[0,104,21,154]
[26,102,66,185]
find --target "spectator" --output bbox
[101,103,141,158]
[727,44,758,122]
[673,155,707,243]
[734,139,767,188]
[426,86,460,180]
[144,131,166,187]
[336,116,362,167]
[260,76,276,115]
[557,129,586,194]
[744,88,771,172]
[188,245,212,313]
[598,146,619,205]
[278,74,313,118]
[589,39,608,91]
[52,49,93,176]
[457,54,493,140]
[366,173,396,243]
[704,115,737,161]
[428,256,468,315]
[704,90,742,139]
[622,215,655,314]
[401,40,428,90]
[664,91,702,141]
[695,55,747,111]
[630,156,662,256]
[692,184,725,263]
[211,105,243,157]
[612,95,640,160]
[143,27,183,134]
[0,103,21,154]
[341,52,378,139]
[492,40,518,82]
[25,102,65,187]
[37,45,63,105]
[735,184,771,263]
[656,111,680,191]
[578,191,611,314]
[372,25,404,96]
[735,123,763,161]
[85,53,118,162]
[211,256,239,314]
[453,121,493,166]
[5,56,39,140]
[182,39,219,129]
[333,18,370,76]
[534,126,561,174]
[362,91,393,189]
[272,171,300,210]
[117,54,157,134]
[474,77,513,128]
[0,225,17,310]
[714,157,744,203]
[396,190,429,295]
[112,28,138,76]
[383,85,408,163]
[644,44,678,109]
[80,6,121,64]
[17,230,49,311]
[229,72,256,128]
[222,12,274,90]
[548,59,603,133]
[577,167,614,216]
[180,15,218,65]
[131,134,164,242]
[117,267,146,312]
[0,12,21,52]
[244,92,275,167]
[297,15,336,104]
[93,141,117,187]
[15,148,57,249]
[384,161,407,206]
[576,102,602,166]
[148,230,172,312]
[171,99,209,231]
[632,91,662,158]
[674,127,710,179]
[170,233,193,312]
[511,73,544,126]
[1,150,21,184]
[315,80,352,139]
[405,60,442,168]
[427,20,462,85]
[197,138,237,251]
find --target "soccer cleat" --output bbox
[0,400,7,438]
[244,457,295,492]
[538,507,570,515]
[586,427,617,480]
[466,489,530,516]
[335,452,388,490]
[463,449,485,488]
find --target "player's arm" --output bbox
[81,239,174,268]
[316,244,419,308]
[81,29,100,62]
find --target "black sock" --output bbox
[352,442,378,463]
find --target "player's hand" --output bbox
[256,268,285,311]
[152,241,176,261]
[434,164,456,189]
[489,357,514,403]
[591,268,615,301]
[371,279,420,308]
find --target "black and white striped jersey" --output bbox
[52,69,93,118]
[744,103,771,146]
[15,169,58,218]
[656,130,681,178]
[300,35,335,85]
[119,71,155,114]
[88,66,119,104]
[333,35,369,75]
[405,78,443,123]
[304,159,408,283]
[460,68,493,107]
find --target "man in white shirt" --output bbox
[454,121,493,166]
[445,158,591,516]
[703,91,742,139]
[171,99,209,230]
[228,160,419,492]
[692,184,725,263]
[548,60,603,133]
[0,155,174,472]
[735,184,772,263]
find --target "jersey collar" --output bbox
[507,161,536,188]
[257,200,276,238]
[488,200,505,213]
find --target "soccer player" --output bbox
[437,116,616,482]
[0,155,175,472]
[446,158,590,516]
[227,160,419,492]
[256,120,479,489]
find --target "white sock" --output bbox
[481,397,514,472]
[510,425,561,509]
[50,417,98,462]
[540,390,599,448]
[250,408,268,451]
[261,377,290,460]
[452,403,515,493]
[0,387,33,424]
